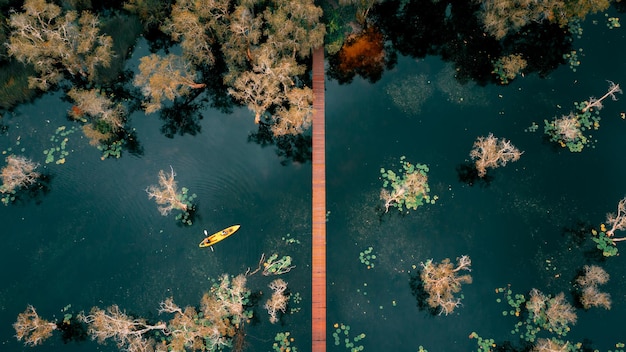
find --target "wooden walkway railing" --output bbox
[311,46,326,351]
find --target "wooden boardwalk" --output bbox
[311,47,326,351]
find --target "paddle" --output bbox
[203,230,214,252]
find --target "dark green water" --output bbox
[1,9,626,352]
[325,9,626,352]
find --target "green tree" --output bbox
[7,0,113,90]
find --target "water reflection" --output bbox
[248,122,312,165]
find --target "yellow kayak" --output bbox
[199,225,240,248]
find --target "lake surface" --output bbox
[1,7,626,352]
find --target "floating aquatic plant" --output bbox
[282,233,301,245]
[495,285,577,343]
[97,139,123,160]
[469,331,496,352]
[380,156,437,213]
[358,246,376,269]
[272,332,298,352]
[332,323,365,351]
[174,187,196,226]
[544,81,622,152]
[43,126,77,164]
[591,225,619,257]
[289,292,302,314]
[263,254,295,275]
[607,14,620,29]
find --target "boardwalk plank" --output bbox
[311,46,326,351]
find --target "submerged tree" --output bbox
[67,88,126,149]
[580,80,622,113]
[545,81,621,152]
[146,166,196,224]
[532,337,572,352]
[158,274,251,351]
[575,265,611,310]
[134,54,206,114]
[13,305,57,347]
[7,0,114,90]
[380,156,437,212]
[492,53,527,84]
[16,274,252,351]
[526,289,577,336]
[0,155,41,204]
[470,133,522,177]
[420,255,472,315]
[264,278,290,324]
[79,305,167,351]
[591,196,626,257]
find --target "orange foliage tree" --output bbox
[337,27,386,82]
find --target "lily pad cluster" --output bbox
[591,224,619,257]
[263,254,295,275]
[97,139,123,160]
[43,126,77,164]
[358,246,376,269]
[496,286,577,343]
[289,292,302,314]
[332,323,365,351]
[272,332,298,352]
[281,233,301,245]
[380,156,437,213]
[469,332,496,352]
[174,187,197,226]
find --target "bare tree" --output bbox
[79,305,167,352]
[576,265,609,287]
[420,255,472,315]
[532,338,570,352]
[605,196,626,239]
[0,155,40,194]
[526,289,577,335]
[13,305,57,347]
[581,81,622,112]
[470,133,522,177]
[146,166,188,216]
[264,278,289,323]
[576,265,611,310]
